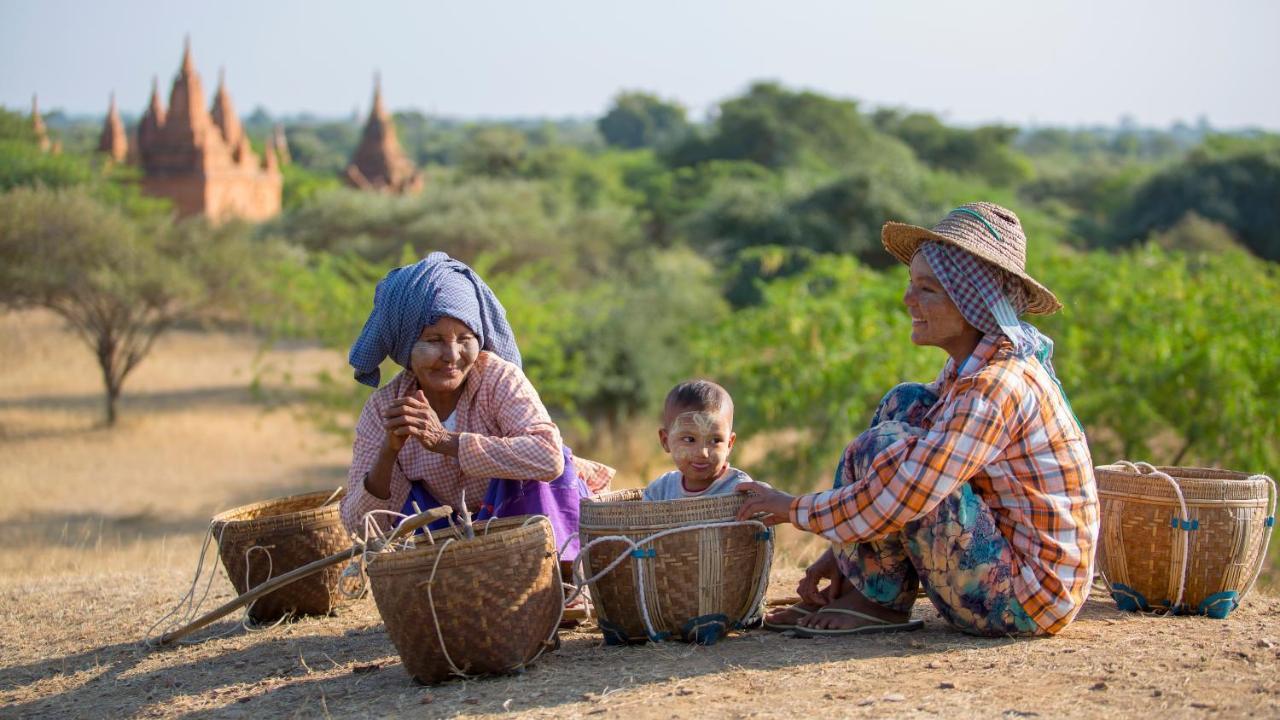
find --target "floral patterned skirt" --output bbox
[831,382,1042,637]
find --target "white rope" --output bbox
[415,515,565,679]
[1240,473,1278,599]
[144,522,237,646]
[1108,461,1190,613]
[568,517,774,642]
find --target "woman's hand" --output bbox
[796,548,842,607]
[382,390,457,455]
[734,482,796,526]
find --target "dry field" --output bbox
[2,309,1278,719]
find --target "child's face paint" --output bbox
[410,316,480,396]
[659,409,736,490]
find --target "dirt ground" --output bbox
[2,309,1278,719]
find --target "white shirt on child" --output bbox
[641,467,761,501]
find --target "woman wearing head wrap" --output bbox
[341,252,613,561]
[737,203,1097,638]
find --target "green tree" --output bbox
[597,91,690,150]
[1110,142,1280,260]
[0,187,279,425]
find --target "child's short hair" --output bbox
[663,380,734,427]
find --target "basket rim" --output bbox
[210,489,344,534]
[366,515,553,576]
[581,491,748,532]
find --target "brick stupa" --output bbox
[344,76,423,194]
[96,93,128,163]
[134,39,281,222]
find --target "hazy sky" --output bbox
[3,0,1278,129]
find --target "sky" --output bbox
[2,0,1279,129]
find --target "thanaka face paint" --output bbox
[659,409,736,491]
[409,316,480,397]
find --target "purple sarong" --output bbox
[399,446,587,560]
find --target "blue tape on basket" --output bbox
[1197,591,1239,620]
[630,548,656,559]
[1170,518,1198,531]
[1110,583,1150,613]
[647,629,671,643]
[1267,516,1275,528]
[755,529,773,542]
[681,614,729,645]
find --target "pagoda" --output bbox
[134,39,281,222]
[344,76,423,194]
[96,93,128,162]
[30,95,51,152]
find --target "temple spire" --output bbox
[181,34,195,76]
[31,94,50,152]
[371,71,385,118]
[97,92,129,163]
[210,66,243,148]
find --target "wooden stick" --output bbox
[155,505,452,646]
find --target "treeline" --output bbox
[2,84,1278,490]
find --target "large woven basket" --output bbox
[1096,461,1276,618]
[578,488,773,645]
[366,515,561,685]
[211,489,350,622]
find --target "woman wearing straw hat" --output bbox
[737,203,1098,637]
[340,252,614,563]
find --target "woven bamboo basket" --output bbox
[365,515,562,685]
[578,488,773,645]
[211,489,350,622]
[1096,461,1276,618]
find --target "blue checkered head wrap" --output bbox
[348,252,521,387]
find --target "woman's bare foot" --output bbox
[796,577,910,631]
[763,602,821,628]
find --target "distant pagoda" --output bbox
[30,95,53,152]
[132,38,281,222]
[344,76,423,194]
[96,93,128,162]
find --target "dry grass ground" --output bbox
[2,309,1278,719]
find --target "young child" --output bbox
[642,380,761,500]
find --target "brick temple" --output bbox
[126,39,282,222]
[345,76,423,194]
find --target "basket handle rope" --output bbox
[1114,461,1192,613]
[414,515,564,679]
[1240,473,1278,600]
[570,518,775,643]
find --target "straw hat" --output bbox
[881,202,1062,315]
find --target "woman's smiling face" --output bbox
[409,316,480,396]
[903,252,981,357]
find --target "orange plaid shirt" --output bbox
[790,335,1098,634]
[342,352,614,534]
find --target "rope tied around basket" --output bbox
[566,516,775,644]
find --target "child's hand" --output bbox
[734,482,795,525]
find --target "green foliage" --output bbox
[281,163,342,211]
[597,91,690,150]
[1110,143,1280,260]
[873,109,1034,186]
[269,178,642,278]
[0,139,96,191]
[670,82,916,175]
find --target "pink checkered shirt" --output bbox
[341,351,614,534]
